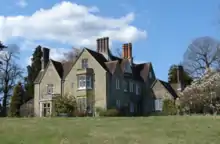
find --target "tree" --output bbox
[0,41,7,50]
[0,47,23,116]
[180,70,220,115]
[9,82,24,117]
[24,46,42,102]
[183,36,220,78]
[168,64,193,86]
[61,47,81,63]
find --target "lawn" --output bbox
[0,116,220,144]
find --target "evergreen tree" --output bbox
[9,82,24,117]
[24,46,42,102]
[168,64,193,86]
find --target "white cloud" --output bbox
[1,1,146,49]
[16,0,28,8]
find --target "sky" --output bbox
[0,0,219,81]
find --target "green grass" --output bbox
[0,116,220,144]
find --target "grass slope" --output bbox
[0,116,220,144]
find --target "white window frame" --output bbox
[155,99,163,111]
[116,79,120,89]
[77,97,87,112]
[81,59,88,69]
[78,75,92,90]
[47,84,54,94]
[116,99,121,108]
[123,80,128,92]
[136,84,140,95]
[129,82,133,92]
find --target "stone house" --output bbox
[33,37,183,117]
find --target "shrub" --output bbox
[162,99,177,115]
[54,94,77,116]
[99,109,119,117]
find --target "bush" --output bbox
[162,99,177,115]
[99,109,119,117]
[54,94,77,116]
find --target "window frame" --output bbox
[81,58,88,69]
[47,84,54,94]
[77,97,87,112]
[116,99,121,108]
[129,82,134,92]
[77,75,92,90]
[116,79,120,89]
[123,80,128,92]
[136,84,140,95]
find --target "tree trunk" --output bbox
[2,93,7,116]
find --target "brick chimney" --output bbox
[41,47,50,71]
[97,37,109,53]
[177,65,184,91]
[122,43,133,64]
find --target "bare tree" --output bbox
[113,48,122,58]
[61,47,81,63]
[183,36,220,78]
[0,48,23,116]
[0,41,7,50]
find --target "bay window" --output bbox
[77,75,92,90]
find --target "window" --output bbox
[136,84,140,95]
[149,71,152,79]
[123,80,128,92]
[155,99,163,111]
[47,84,54,94]
[116,79,120,89]
[129,82,134,92]
[77,97,87,112]
[42,103,51,117]
[130,102,134,113]
[77,75,92,89]
[116,99,121,108]
[81,59,88,69]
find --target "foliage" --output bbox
[99,108,120,117]
[168,64,193,85]
[24,46,42,102]
[54,94,77,116]
[180,70,220,115]
[162,99,177,115]
[9,82,24,117]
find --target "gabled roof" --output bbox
[152,79,178,98]
[34,47,154,84]
[34,59,74,84]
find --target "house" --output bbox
[33,37,183,117]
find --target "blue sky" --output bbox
[0,0,219,81]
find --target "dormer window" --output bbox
[81,59,88,69]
